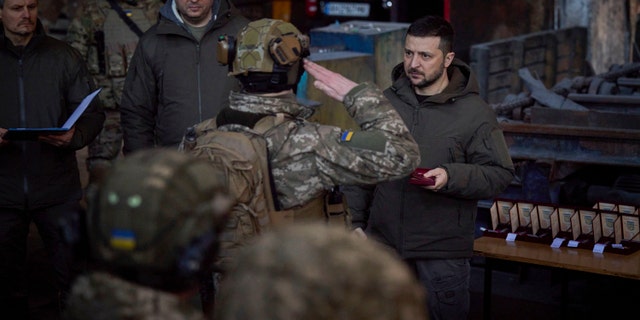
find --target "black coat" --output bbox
[120,0,249,153]
[0,20,104,209]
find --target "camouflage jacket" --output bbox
[66,0,161,110]
[226,83,420,210]
[64,272,205,320]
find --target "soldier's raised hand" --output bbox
[303,59,357,102]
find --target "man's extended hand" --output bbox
[303,59,358,102]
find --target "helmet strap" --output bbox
[238,72,294,93]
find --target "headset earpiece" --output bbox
[217,35,235,66]
[269,33,305,66]
[176,230,218,278]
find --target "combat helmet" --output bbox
[217,18,310,93]
[86,149,233,292]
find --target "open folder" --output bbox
[4,88,102,141]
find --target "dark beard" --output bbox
[413,67,444,90]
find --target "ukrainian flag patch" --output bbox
[110,229,136,250]
[340,131,354,142]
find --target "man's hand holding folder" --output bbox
[39,127,76,147]
[2,88,102,141]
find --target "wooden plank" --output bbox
[530,106,640,130]
[474,236,640,280]
[500,121,640,167]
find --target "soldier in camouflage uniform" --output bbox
[211,18,420,213]
[63,148,234,319]
[185,19,420,313]
[215,223,428,320]
[66,0,163,183]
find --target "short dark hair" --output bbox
[406,15,454,54]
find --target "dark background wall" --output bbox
[38,1,635,78]
[230,0,555,63]
[450,0,554,64]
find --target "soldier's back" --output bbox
[64,272,206,320]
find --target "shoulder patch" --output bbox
[340,131,354,142]
[109,229,136,250]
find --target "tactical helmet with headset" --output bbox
[217,18,310,93]
[86,149,233,292]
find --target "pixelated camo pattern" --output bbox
[66,0,160,107]
[64,272,205,320]
[228,82,419,209]
[231,18,302,76]
[214,224,427,320]
[66,0,161,169]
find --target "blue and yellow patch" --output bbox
[110,229,136,250]
[340,131,354,142]
[125,10,133,17]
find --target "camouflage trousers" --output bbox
[87,108,122,174]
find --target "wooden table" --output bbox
[473,236,640,319]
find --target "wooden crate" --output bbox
[470,27,588,104]
[299,51,374,130]
[310,20,409,89]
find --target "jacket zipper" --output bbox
[196,43,203,123]
[18,56,30,205]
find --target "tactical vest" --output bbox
[84,1,157,108]
[107,4,155,104]
[181,114,351,271]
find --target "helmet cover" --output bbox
[230,18,309,77]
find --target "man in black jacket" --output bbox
[343,15,515,320]
[0,0,104,318]
[120,0,249,154]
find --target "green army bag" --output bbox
[181,114,351,271]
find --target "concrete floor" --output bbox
[468,256,640,320]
